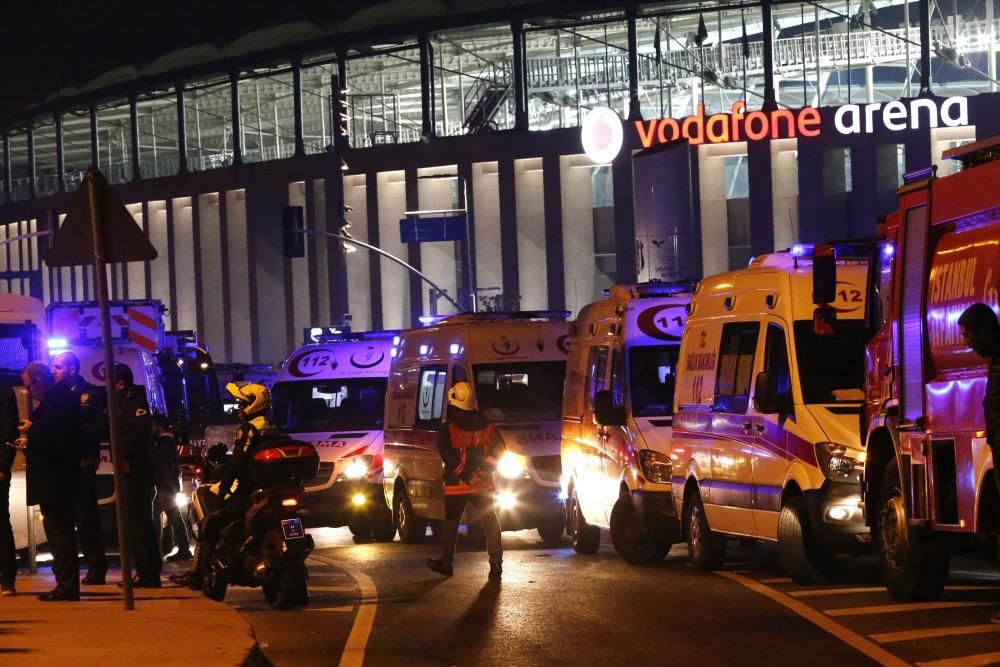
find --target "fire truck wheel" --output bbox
[568,488,600,555]
[777,495,835,585]
[878,459,950,601]
[610,494,663,565]
[394,486,427,544]
[684,489,726,570]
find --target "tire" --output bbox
[684,489,726,570]
[568,488,600,555]
[877,459,950,601]
[777,495,836,585]
[536,515,565,547]
[394,486,427,544]
[371,501,397,543]
[610,494,665,565]
[202,563,228,602]
[271,556,306,610]
[349,516,373,543]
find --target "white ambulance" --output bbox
[561,282,690,564]
[671,245,870,583]
[382,312,570,545]
[270,330,396,540]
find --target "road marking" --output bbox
[309,585,357,593]
[790,587,885,597]
[826,601,993,617]
[917,652,1000,667]
[309,555,378,667]
[872,624,1000,644]
[716,571,909,667]
[759,577,793,584]
[309,605,355,613]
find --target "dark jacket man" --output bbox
[52,351,108,584]
[21,362,82,600]
[427,382,505,580]
[0,385,21,593]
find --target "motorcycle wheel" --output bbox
[261,529,307,610]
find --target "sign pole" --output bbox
[86,173,134,610]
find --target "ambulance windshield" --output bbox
[792,320,866,404]
[271,378,388,433]
[473,361,566,422]
[628,345,679,417]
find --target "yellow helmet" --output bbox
[225,382,271,421]
[447,381,474,411]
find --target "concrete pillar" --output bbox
[612,151,637,285]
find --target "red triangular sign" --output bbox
[46,167,157,267]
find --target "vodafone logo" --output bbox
[581,107,623,164]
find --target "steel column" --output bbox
[2,131,10,202]
[129,93,141,181]
[292,58,305,156]
[419,35,434,137]
[90,105,99,168]
[761,0,777,110]
[27,123,35,199]
[177,84,189,173]
[626,4,641,121]
[230,71,243,165]
[512,18,529,131]
[55,114,65,193]
[336,51,349,149]
[919,0,931,95]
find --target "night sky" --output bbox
[0,0,373,122]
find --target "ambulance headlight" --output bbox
[175,493,190,508]
[638,450,673,484]
[497,451,527,479]
[344,455,373,480]
[815,442,863,481]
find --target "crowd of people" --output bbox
[0,352,191,600]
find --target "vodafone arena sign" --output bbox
[580,96,969,162]
[581,107,624,163]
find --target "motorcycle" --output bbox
[194,438,319,610]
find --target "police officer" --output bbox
[958,303,1000,623]
[0,384,20,596]
[19,362,82,601]
[426,381,505,580]
[114,364,161,588]
[51,352,108,585]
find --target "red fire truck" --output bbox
[863,136,1000,601]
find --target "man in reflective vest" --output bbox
[426,381,505,580]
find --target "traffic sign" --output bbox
[399,214,467,243]
[47,167,157,266]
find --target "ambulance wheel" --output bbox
[371,502,397,543]
[394,487,427,544]
[610,494,663,565]
[877,459,950,601]
[536,516,565,547]
[568,489,600,554]
[684,490,726,570]
[777,495,836,585]
[349,516,373,543]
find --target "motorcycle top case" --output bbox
[249,433,320,488]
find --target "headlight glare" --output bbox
[344,455,373,480]
[497,451,527,479]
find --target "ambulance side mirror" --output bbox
[593,390,625,427]
[754,372,779,414]
[812,244,837,305]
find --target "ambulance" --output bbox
[381,311,570,545]
[561,282,690,564]
[671,245,870,583]
[270,330,397,540]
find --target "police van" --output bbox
[561,283,690,564]
[382,312,570,545]
[671,245,870,583]
[270,330,397,540]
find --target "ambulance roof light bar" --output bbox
[309,328,401,344]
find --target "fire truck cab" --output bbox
[561,282,690,564]
[863,136,1000,601]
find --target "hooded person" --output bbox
[426,381,506,580]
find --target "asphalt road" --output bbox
[214,528,1000,667]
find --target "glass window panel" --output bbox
[346,46,423,147]
[8,129,29,203]
[33,119,58,198]
[184,77,232,171]
[302,60,336,155]
[137,88,179,179]
[61,109,91,192]
[239,68,296,163]
[95,99,133,184]
[432,24,514,136]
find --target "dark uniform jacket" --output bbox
[25,383,81,506]
[219,418,276,500]
[151,432,180,495]
[0,386,19,477]
[986,355,1000,446]
[436,408,505,495]
[63,374,107,465]
[118,386,153,485]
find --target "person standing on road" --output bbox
[51,352,108,586]
[958,303,1000,624]
[426,381,505,581]
[0,384,21,596]
[150,414,192,561]
[114,364,161,588]
[18,362,82,601]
